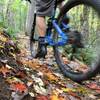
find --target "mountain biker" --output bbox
[26,0,83,58]
[35,0,64,58]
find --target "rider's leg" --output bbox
[35,0,63,58]
[35,0,55,58]
[35,16,47,58]
[36,16,46,37]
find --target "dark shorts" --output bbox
[36,0,55,17]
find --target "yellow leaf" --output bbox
[6,77,22,84]
[0,45,4,48]
[62,88,76,92]
[9,53,16,58]
[46,73,59,82]
[0,35,8,42]
[50,94,59,100]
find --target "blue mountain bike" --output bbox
[30,0,100,82]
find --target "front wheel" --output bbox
[53,0,100,82]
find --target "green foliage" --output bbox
[74,48,95,65]
[0,0,28,35]
[64,45,95,65]
[7,27,15,35]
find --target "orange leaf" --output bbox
[20,59,40,69]
[10,82,28,93]
[50,94,59,100]
[59,96,66,100]
[45,72,59,82]
[68,91,81,100]
[36,95,48,100]
[87,83,100,90]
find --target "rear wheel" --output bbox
[53,0,100,82]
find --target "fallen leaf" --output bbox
[36,95,48,100]
[0,66,11,77]
[87,83,100,93]
[59,96,67,100]
[0,59,8,64]
[32,75,44,86]
[88,94,97,99]
[74,86,88,94]
[0,45,4,48]
[62,88,76,92]
[10,82,28,93]
[21,59,40,69]
[6,64,13,69]
[95,90,100,93]
[68,91,81,100]
[7,40,15,47]
[49,90,60,100]
[37,71,43,77]
[11,91,28,100]
[50,94,59,100]
[29,92,35,97]
[87,83,100,90]
[45,72,59,82]
[9,52,16,58]
[27,80,33,87]
[74,59,89,72]
[0,35,8,42]
[34,84,47,95]
[6,77,22,84]
[15,70,26,78]
[63,57,70,64]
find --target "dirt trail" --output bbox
[0,34,100,100]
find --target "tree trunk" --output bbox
[81,6,89,41]
[25,0,35,36]
[4,0,15,30]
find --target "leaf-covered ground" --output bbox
[0,32,100,100]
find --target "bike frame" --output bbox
[31,0,70,46]
[45,0,69,46]
[46,19,69,46]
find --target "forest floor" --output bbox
[0,32,100,100]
